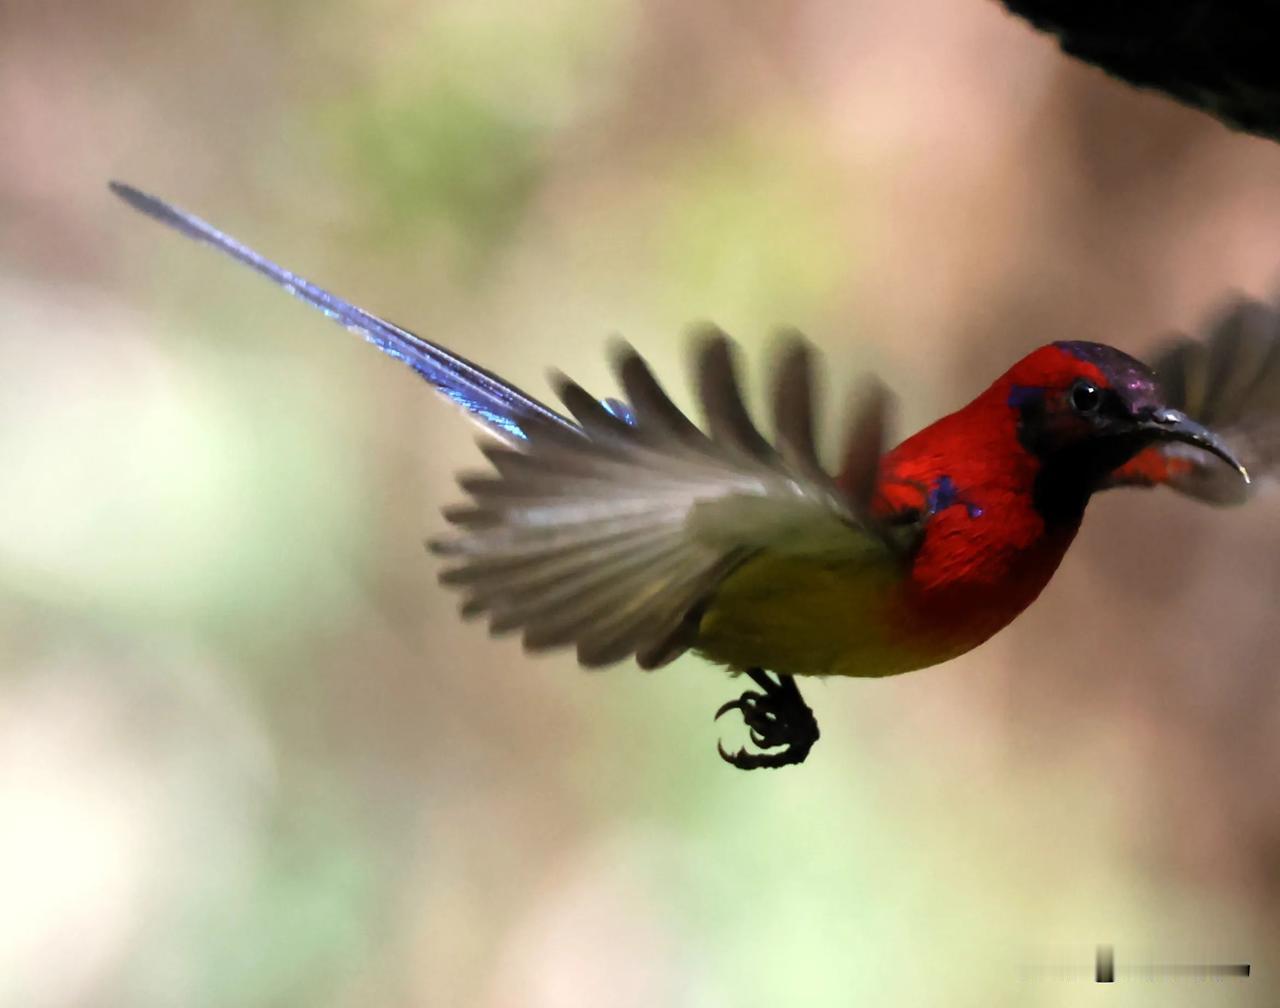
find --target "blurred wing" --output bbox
[434,332,896,669]
[1107,292,1280,504]
[110,184,894,670]
[109,182,577,445]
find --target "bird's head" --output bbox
[998,341,1247,517]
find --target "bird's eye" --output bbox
[1069,380,1101,414]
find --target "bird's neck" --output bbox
[871,393,1088,591]
[1031,456,1096,527]
[1031,435,1148,526]
[873,392,1047,523]
[870,405,1084,665]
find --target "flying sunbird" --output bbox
[110,182,1274,769]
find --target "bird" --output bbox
[110,181,1274,770]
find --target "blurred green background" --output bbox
[4,1,1280,1005]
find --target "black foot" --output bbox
[715,669,820,770]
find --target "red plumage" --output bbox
[110,183,1266,769]
[860,346,1108,665]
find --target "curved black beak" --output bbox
[1140,408,1250,485]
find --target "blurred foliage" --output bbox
[654,124,861,329]
[329,80,546,272]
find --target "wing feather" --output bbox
[1142,291,1280,503]
[434,336,894,667]
[614,345,707,445]
[772,333,830,491]
[840,375,893,516]
[107,183,893,670]
[695,330,779,464]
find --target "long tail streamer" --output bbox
[109,182,579,444]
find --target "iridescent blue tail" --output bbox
[109,182,579,444]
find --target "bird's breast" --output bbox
[694,431,1081,679]
[693,492,1077,679]
[879,480,1080,670]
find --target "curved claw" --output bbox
[713,669,820,770]
[717,740,777,771]
[714,697,746,721]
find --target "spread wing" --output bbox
[110,183,896,669]
[1107,292,1280,503]
[434,334,896,668]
